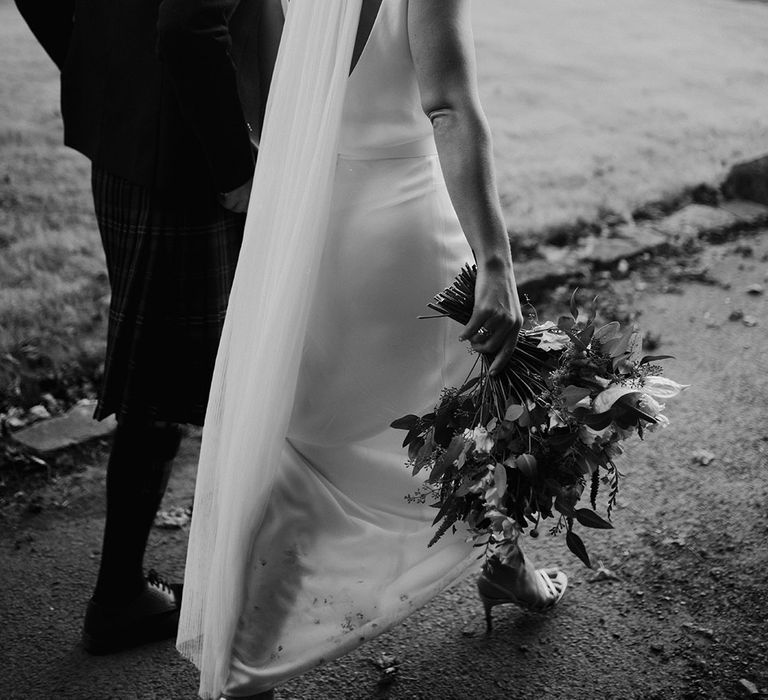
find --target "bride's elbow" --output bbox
[423,97,487,139]
[425,104,456,130]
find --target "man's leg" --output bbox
[82,419,184,654]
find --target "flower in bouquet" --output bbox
[392,265,687,567]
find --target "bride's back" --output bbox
[340,0,436,159]
[258,0,435,160]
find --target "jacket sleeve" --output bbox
[157,0,255,194]
[14,0,75,70]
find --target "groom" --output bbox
[15,0,263,653]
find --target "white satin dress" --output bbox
[224,0,481,693]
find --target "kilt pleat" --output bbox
[92,167,244,425]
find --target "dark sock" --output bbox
[92,420,183,607]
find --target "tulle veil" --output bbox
[176,1,364,697]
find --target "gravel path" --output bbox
[2,231,766,699]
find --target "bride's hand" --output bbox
[459,260,523,375]
[218,176,253,213]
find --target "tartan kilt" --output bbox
[91,167,244,425]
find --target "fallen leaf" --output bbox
[661,536,687,547]
[691,449,716,466]
[28,405,51,421]
[588,561,620,583]
[373,652,398,669]
[154,505,192,529]
[738,679,759,696]
[682,622,715,640]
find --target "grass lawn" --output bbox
[1,0,768,411]
[474,0,768,232]
[0,0,105,411]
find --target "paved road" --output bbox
[2,232,767,699]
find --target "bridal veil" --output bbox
[176,2,364,697]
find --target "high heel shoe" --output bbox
[477,561,568,634]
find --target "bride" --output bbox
[177,1,567,697]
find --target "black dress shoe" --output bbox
[82,570,183,655]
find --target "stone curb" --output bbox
[11,400,116,455]
[516,198,768,296]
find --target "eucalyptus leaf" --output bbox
[566,530,592,568]
[554,494,575,516]
[587,295,598,326]
[562,327,588,351]
[579,322,596,346]
[608,324,638,359]
[416,436,434,462]
[433,412,453,445]
[569,288,580,321]
[515,453,537,478]
[408,436,425,461]
[494,462,508,499]
[504,403,524,422]
[574,508,614,529]
[455,479,471,497]
[600,336,621,356]
[627,329,643,363]
[639,354,675,365]
[391,414,419,431]
[593,321,621,342]
[402,424,422,448]
[437,434,466,473]
[431,498,454,526]
[429,453,450,482]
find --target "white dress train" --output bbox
[181,0,483,695]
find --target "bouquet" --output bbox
[392,265,687,567]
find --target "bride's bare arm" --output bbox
[408,0,522,373]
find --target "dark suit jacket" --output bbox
[15,0,257,195]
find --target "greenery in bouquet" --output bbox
[392,265,687,568]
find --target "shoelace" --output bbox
[146,569,175,598]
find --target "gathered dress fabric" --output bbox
[178,1,482,696]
